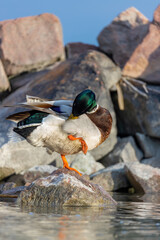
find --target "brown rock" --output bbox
[66,42,100,58]
[0,59,10,93]
[18,168,117,207]
[153,5,160,24]
[98,7,149,68]
[125,162,160,193]
[10,65,55,92]
[0,13,65,76]
[123,5,160,84]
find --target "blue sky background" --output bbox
[0,0,159,45]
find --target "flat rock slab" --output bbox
[0,13,65,76]
[125,162,160,193]
[18,168,117,207]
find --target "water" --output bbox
[0,193,160,240]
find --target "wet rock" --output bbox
[90,163,130,192]
[1,50,118,159]
[98,7,149,68]
[136,133,160,159]
[100,136,143,167]
[0,140,59,181]
[0,13,65,76]
[0,59,10,93]
[18,168,117,207]
[123,5,160,84]
[125,162,160,193]
[66,42,100,59]
[70,152,104,175]
[111,79,160,138]
[0,182,16,193]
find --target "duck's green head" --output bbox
[72,89,97,117]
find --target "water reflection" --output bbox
[0,194,160,240]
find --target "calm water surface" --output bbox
[0,193,160,240]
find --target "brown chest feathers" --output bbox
[86,106,112,143]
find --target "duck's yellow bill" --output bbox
[68,114,78,120]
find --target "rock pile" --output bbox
[0,6,160,205]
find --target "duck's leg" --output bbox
[68,135,88,154]
[61,154,82,176]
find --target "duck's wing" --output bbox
[5,95,73,120]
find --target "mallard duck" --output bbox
[6,89,112,176]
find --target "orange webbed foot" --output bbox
[68,135,88,155]
[61,154,82,176]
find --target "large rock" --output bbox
[0,13,65,76]
[100,136,143,167]
[0,59,10,93]
[111,79,160,138]
[0,140,58,181]
[18,168,117,207]
[70,152,104,175]
[55,152,104,175]
[123,5,160,84]
[98,7,149,68]
[1,51,118,159]
[136,133,160,159]
[90,163,130,192]
[140,134,160,168]
[125,162,160,193]
[10,65,56,92]
[66,42,100,59]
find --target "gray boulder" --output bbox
[0,140,58,181]
[125,162,160,193]
[100,136,143,167]
[90,163,130,192]
[70,152,104,175]
[136,133,160,159]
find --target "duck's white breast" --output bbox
[63,114,101,150]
